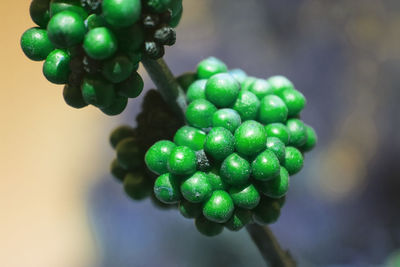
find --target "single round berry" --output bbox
[154,173,181,204]
[186,79,207,103]
[266,137,286,164]
[265,123,290,145]
[229,183,260,209]
[63,83,88,109]
[83,27,118,60]
[100,95,128,116]
[180,172,213,203]
[145,140,176,175]
[249,79,273,100]
[116,72,143,98]
[81,76,116,108]
[169,3,182,27]
[220,153,251,186]
[195,216,223,237]
[286,119,308,147]
[205,73,240,108]
[110,158,127,182]
[229,69,247,84]
[124,171,152,200]
[102,0,141,27]
[277,89,306,117]
[43,49,70,84]
[203,190,234,223]
[167,146,197,176]
[212,109,242,133]
[197,57,228,79]
[116,137,142,170]
[50,0,88,18]
[257,167,289,199]
[225,208,252,231]
[284,146,304,175]
[179,200,202,219]
[258,95,288,124]
[144,0,171,13]
[252,197,281,225]
[241,76,257,91]
[185,99,217,129]
[267,75,294,95]
[47,10,86,48]
[102,54,134,83]
[252,149,280,181]
[301,125,317,152]
[207,171,228,191]
[233,90,260,121]
[109,125,135,148]
[234,120,267,157]
[196,150,212,172]
[30,0,50,28]
[173,126,206,151]
[204,127,235,161]
[21,28,54,61]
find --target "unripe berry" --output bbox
[258,95,288,124]
[102,0,141,27]
[204,127,235,161]
[124,171,152,200]
[300,125,317,152]
[284,146,304,175]
[203,190,234,223]
[225,208,252,231]
[197,57,227,79]
[229,183,260,209]
[186,79,207,103]
[233,90,260,121]
[267,75,294,95]
[81,75,116,108]
[266,137,286,164]
[109,125,136,148]
[100,95,128,116]
[154,173,181,204]
[179,200,202,219]
[168,146,197,176]
[205,73,240,108]
[265,123,290,145]
[257,167,289,199]
[145,140,176,175]
[185,99,217,129]
[212,109,242,133]
[116,72,144,98]
[253,197,281,225]
[173,126,206,151]
[21,28,54,61]
[63,83,88,109]
[286,119,308,148]
[83,27,118,60]
[43,49,71,84]
[195,216,223,237]
[180,172,213,203]
[249,79,273,100]
[234,120,267,157]
[116,137,142,170]
[251,149,280,181]
[220,153,251,186]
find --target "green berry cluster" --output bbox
[21,0,182,115]
[110,90,181,208]
[145,57,317,236]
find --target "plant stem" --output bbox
[246,224,296,267]
[142,57,296,267]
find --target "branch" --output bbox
[246,224,296,267]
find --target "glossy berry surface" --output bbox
[21,28,54,61]
[204,127,235,161]
[267,75,294,95]
[43,49,71,84]
[249,79,273,100]
[212,108,242,133]
[101,95,128,115]
[286,119,308,148]
[154,173,181,204]
[229,183,260,209]
[181,172,212,203]
[179,200,202,219]
[83,27,118,60]
[233,90,260,121]
[203,190,234,223]
[187,79,207,103]
[220,153,251,186]
[225,208,252,231]
[81,76,115,108]
[197,57,228,79]
[185,99,217,129]
[266,137,286,164]
[301,125,317,152]
[102,54,134,83]
[284,146,304,175]
[205,73,240,108]
[168,146,197,176]
[195,216,223,237]
[145,140,176,175]
[258,95,288,124]
[173,126,206,151]
[257,167,289,199]
[277,89,306,117]
[265,123,290,145]
[251,149,280,181]
[102,0,141,27]
[234,120,267,157]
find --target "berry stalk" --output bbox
[142,57,296,267]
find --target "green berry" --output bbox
[102,0,141,27]
[109,125,135,148]
[110,158,127,182]
[196,150,212,172]
[234,120,267,157]
[229,183,260,209]
[277,89,306,117]
[30,0,50,28]
[284,146,304,175]
[195,216,223,237]
[252,149,280,181]
[286,119,308,147]
[49,0,88,19]
[124,171,152,200]
[229,69,247,84]
[203,190,234,223]
[63,83,88,109]
[47,10,86,48]
[174,126,206,151]
[102,54,134,83]
[176,72,196,92]
[81,76,116,108]
[258,95,288,124]
[197,57,227,79]
[252,197,281,225]
[266,137,286,163]
[185,99,217,129]
[205,73,240,108]
[179,200,202,219]
[43,49,70,84]
[116,72,143,98]
[167,146,197,176]
[225,208,252,231]
[249,79,273,100]
[267,75,294,95]
[21,28,54,61]
[169,4,183,27]
[187,79,207,103]
[257,167,289,199]
[300,125,317,152]
[85,14,106,30]
[204,127,235,161]
[180,172,212,203]
[241,76,257,91]
[83,27,118,60]
[154,173,181,204]
[206,171,228,191]
[145,140,176,175]
[220,153,251,186]
[101,95,128,116]
[144,0,170,13]
[116,137,142,170]
[265,123,290,145]
[212,108,242,133]
[233,90,260,121]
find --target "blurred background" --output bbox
[1,0,400,266]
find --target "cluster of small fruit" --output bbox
[110,89,182,208]
[144,57,317,236]
[20,0,182,115]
